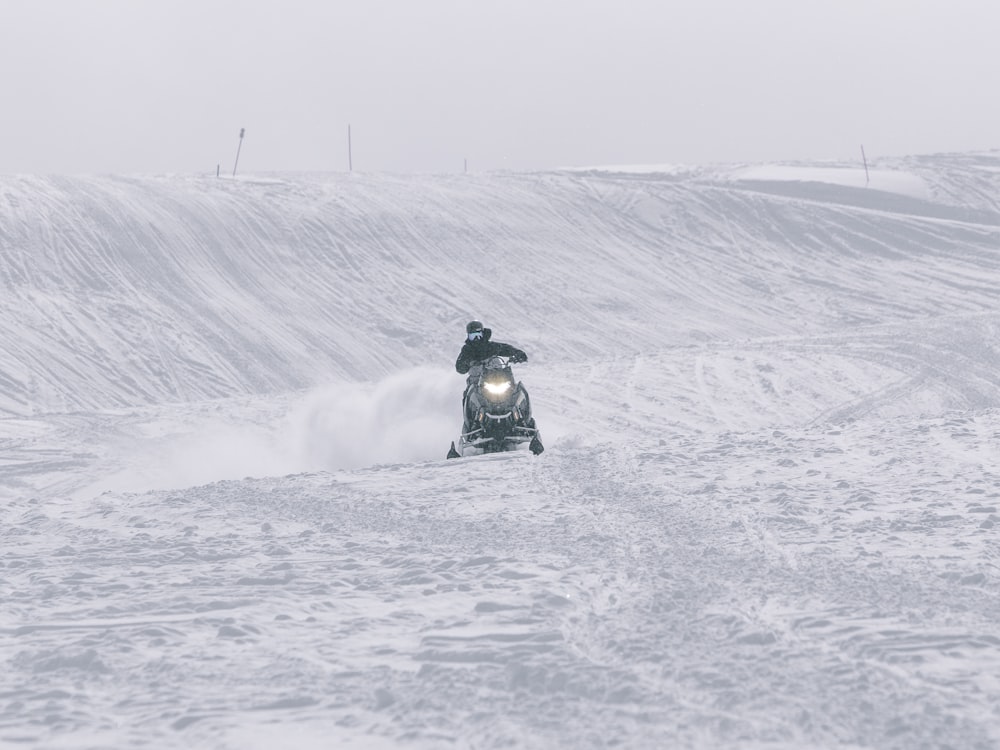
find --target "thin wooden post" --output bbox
[861,144,869,187]
[233,128,245,177]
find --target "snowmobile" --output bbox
[447,355,544,458]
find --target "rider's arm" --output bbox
[496,343,527,362]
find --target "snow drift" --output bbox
[3,151,1000,749]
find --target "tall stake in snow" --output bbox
[348,124,353,172]
[861,144,869,187]
[233,128,245,177]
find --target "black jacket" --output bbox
[455,328,527,374]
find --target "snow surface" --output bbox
[3,151,1000,749]
[728,165,931,200]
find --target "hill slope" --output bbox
[3,152,1000,749]
[3,152,1000,417]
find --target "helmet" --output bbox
[466,320,484,341]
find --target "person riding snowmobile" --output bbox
[447,320,543,457]
[455,320,535,440]
[455,320,527,376]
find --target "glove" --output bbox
[511,351,527,364]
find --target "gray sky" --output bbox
[2,0,998,175]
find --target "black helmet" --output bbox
[466,320,484,341]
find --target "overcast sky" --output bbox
[2,0,998,175]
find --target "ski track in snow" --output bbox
[3,152,1000,748]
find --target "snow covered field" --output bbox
[3,151,1000,748]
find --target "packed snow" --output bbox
[2,151,1000,749]
[728,165,931,199]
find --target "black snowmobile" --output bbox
[447,355,543,458]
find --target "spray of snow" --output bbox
[287,366,459,471]
[77,367,463,496]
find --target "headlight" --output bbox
[483,380,511,396]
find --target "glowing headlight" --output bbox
[483,380,512,396]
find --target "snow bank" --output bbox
[730,164,932,199]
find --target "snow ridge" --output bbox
[3,152,1000,749]
[2,153,1000,417]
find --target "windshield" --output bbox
[482,355,508,370]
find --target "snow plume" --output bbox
[149,418,306,489]
[287,366,459,471]
[75,410,300,498]
[78,367,461,496]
